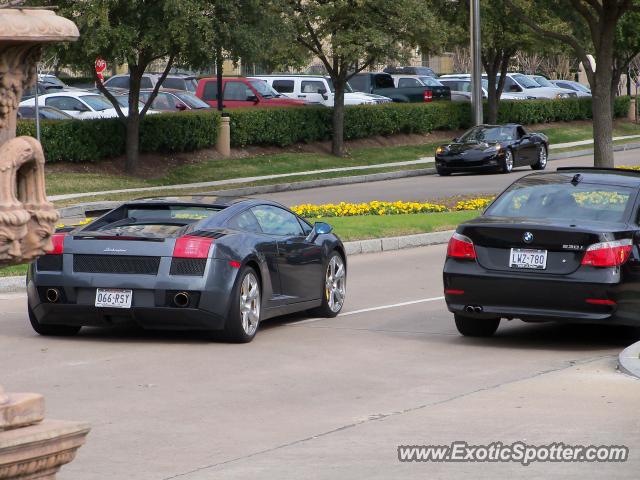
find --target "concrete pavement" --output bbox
[1,245,638,479]
[263,149,640,206]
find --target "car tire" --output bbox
[454,314,500,337]
[500,150,514,174]
[436,167,451,176]
[28,305,81,336]
[223,266,261,343]
[531,145,548,170]
[311,251,346,318]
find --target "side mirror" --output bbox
[452,137,459,142]
[521,133,531,140]
[246,94,258,103]
[175,102,187,111]
[509,85,521,92]
[306,221,333,242]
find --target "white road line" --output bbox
[290,296,445,325]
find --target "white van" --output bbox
[252,75,391,106]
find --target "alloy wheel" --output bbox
[538,146,547,168]
[504,150,514,172]
[325,255,346,313]
[239,272,260,336]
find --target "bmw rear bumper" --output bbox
[443,259,636,326]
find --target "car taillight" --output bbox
[581,239,632,267]
[173,236,213,259]
[48,233,66,255]
[423,90,433,102]
[447,232,476,260]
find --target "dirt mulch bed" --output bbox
[44,130,462,180]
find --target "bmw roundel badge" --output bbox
[523,231,534,244]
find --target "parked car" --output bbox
[253,75,389,106]
[383,65,438,78]
[443,167,640,336]
[37,74,69,90]
[438,78,533,101]
[349,72,450,102]
[550,79,592,97]
[126,89,211,111]
[434,124,549,175]
[442,73,575,99]
[27,196,347,343]
[104,73,198,93]
[528,75,578,97]
[196,77,305,108]
[17,105,73,120]
[19,91,129,119]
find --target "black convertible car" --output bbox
[27,196,347,343]
[444,168,640,337]
[435,124,549,175]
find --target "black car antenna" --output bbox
[571,173,582,185]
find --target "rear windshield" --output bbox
[94,205,222,233]
[486,181,634,223]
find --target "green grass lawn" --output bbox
[538,121,640,144]
[308,211,478,242]
[0,211,477,277]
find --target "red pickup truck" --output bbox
[196,77,305,108]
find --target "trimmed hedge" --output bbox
[230,96,632,148]
[16,110,220,163]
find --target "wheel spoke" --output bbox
[334,264,345,280]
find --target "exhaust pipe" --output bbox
[46,288,60,303]
[174,292,190,308]
[464,305,484,314]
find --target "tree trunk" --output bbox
[125,66,142,173]
[331,78,346,156]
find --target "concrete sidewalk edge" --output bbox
[0,230,455,293]
[618,341,640,380]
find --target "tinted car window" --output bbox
[398,78,423,88]
[162,78,185,90]
[202,80,217,101]
[349,75,367,92]
[301,80,326,93]
[140,77,153,89]
[459,126,515,142]
[106,76,129,89]
[251,205,303,236]
[174,92,210,109]
[227,210,263,233]
[487,181,633,223]
[45,96,86,111]
[374,74,395,89]
[272,80,295,93]
[224,81,253,101]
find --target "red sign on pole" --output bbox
[95,57,107,82]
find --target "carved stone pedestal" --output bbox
[0,7,90,480]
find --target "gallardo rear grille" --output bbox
[73,255,160,275]
[170,258,207,276]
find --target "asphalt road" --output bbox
[263,149,640,206]
[1,246,638,479]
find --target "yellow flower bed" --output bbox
[618,165,640,171]
[291,198,495,218]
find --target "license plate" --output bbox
[509,248,547,270]
[95,288,133,308]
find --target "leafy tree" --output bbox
[432,0,536,123]
[276,0,435,156]
[38,0,213,172]
[506,0,640,167]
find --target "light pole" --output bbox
[470,0,483,125]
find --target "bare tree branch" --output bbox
[93,70,126,122]
[140,52,176,118]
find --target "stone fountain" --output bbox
[0,6,90,479]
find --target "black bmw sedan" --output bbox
[443,168,640,337]
[435,124,549,175]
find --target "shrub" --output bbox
[230,97,631,148]
[16,110,220,163]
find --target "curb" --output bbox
[0,230,454,294]
[618,341,640,380]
